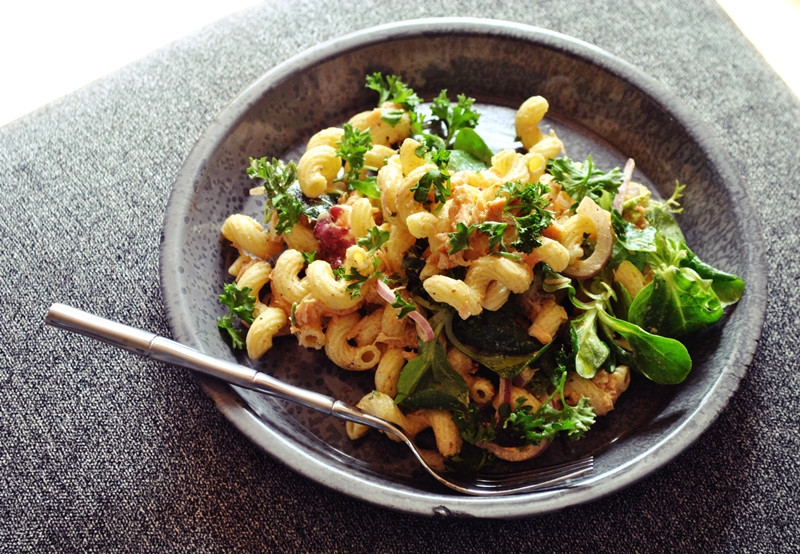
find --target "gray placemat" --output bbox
[2,0,798,551]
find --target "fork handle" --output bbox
[45,303,388,432]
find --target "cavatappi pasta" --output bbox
[216,73,744,472]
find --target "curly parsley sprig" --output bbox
[247,157,305,235]
[429,90,481,144]
[547,156,623,211]
[365,72,421,111]
[411,149,452,208]
[501,181,554,253]
[501,356,596,444]
[217,283,256,350]
[335,124,381,198]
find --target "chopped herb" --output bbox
[357,226,390,254]
[501,181,554,253]
[429,90,481,144]
[477,221,509,252]
[547,156,623,211]
[335,124,381,199]
[217,283,256,350]
[411,149,452,206]
[452,404,496,445]
[365,72,421,111]
[333,266,372,298]
[247,157,305,234]
[448,222,475,254]
[501,359,595,444]
[390,293,417,319]
[300,251,316,265]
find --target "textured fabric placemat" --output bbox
[1,0,798,551]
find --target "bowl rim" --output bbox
[159,17,768,518]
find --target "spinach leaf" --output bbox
[452,127,494,165]
[395,339,469,410]
[449,302,541,355]
[447,149,489,172]
[444,311,549,379]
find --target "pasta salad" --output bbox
[216,73,744,472]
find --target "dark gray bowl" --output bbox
[159,18,767,518]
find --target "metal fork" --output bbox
[45,303,593,496]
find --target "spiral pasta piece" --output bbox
[297,145,341,198]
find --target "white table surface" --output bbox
[0,0,260,127]
[1,1,798,129]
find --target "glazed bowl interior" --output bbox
[160,18,765,518]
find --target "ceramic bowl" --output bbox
[159,18,766,518]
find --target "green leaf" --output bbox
[448,222,474,254]
[390,292,416,319]
[624,234,730,338]
[504,396,595,444]
[429,90,481,144]
[570,309,610,379]
[349,176,381,199]
[394,351,429,404]
[551,273,693,385]
[365,72,421,110]
[247,157,306,234]
[247,156,297,195]
[449,302,541,355]
[452,404,496,445]
[292,185,337,220]
[643,181,686,243]
[628,265,723,338]
[547,156,623,211]
[395,339,469,409]
[217,283,257,350]
[501,366,595,444]
[596,309,692,385]
[333,266,372,298]
[412,151,452,206]
[610,209,656,270]
[681,249,745,306]
[218,283,256,324]
[612,210,658,253]
[335,124,382,198]
[501,181,554,253]
[380,108,405,126]
[335,123,371,171]
[447,149,489,172]
[477,221,508,253]
[357,226,390,254]
[444,310,549,379]
[452,127,493,165]
[645,204,686,244]
[300,251,316,264]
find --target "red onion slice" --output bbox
[375,278,396,304]
[375,278,434,341]
[408,310,435,342]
